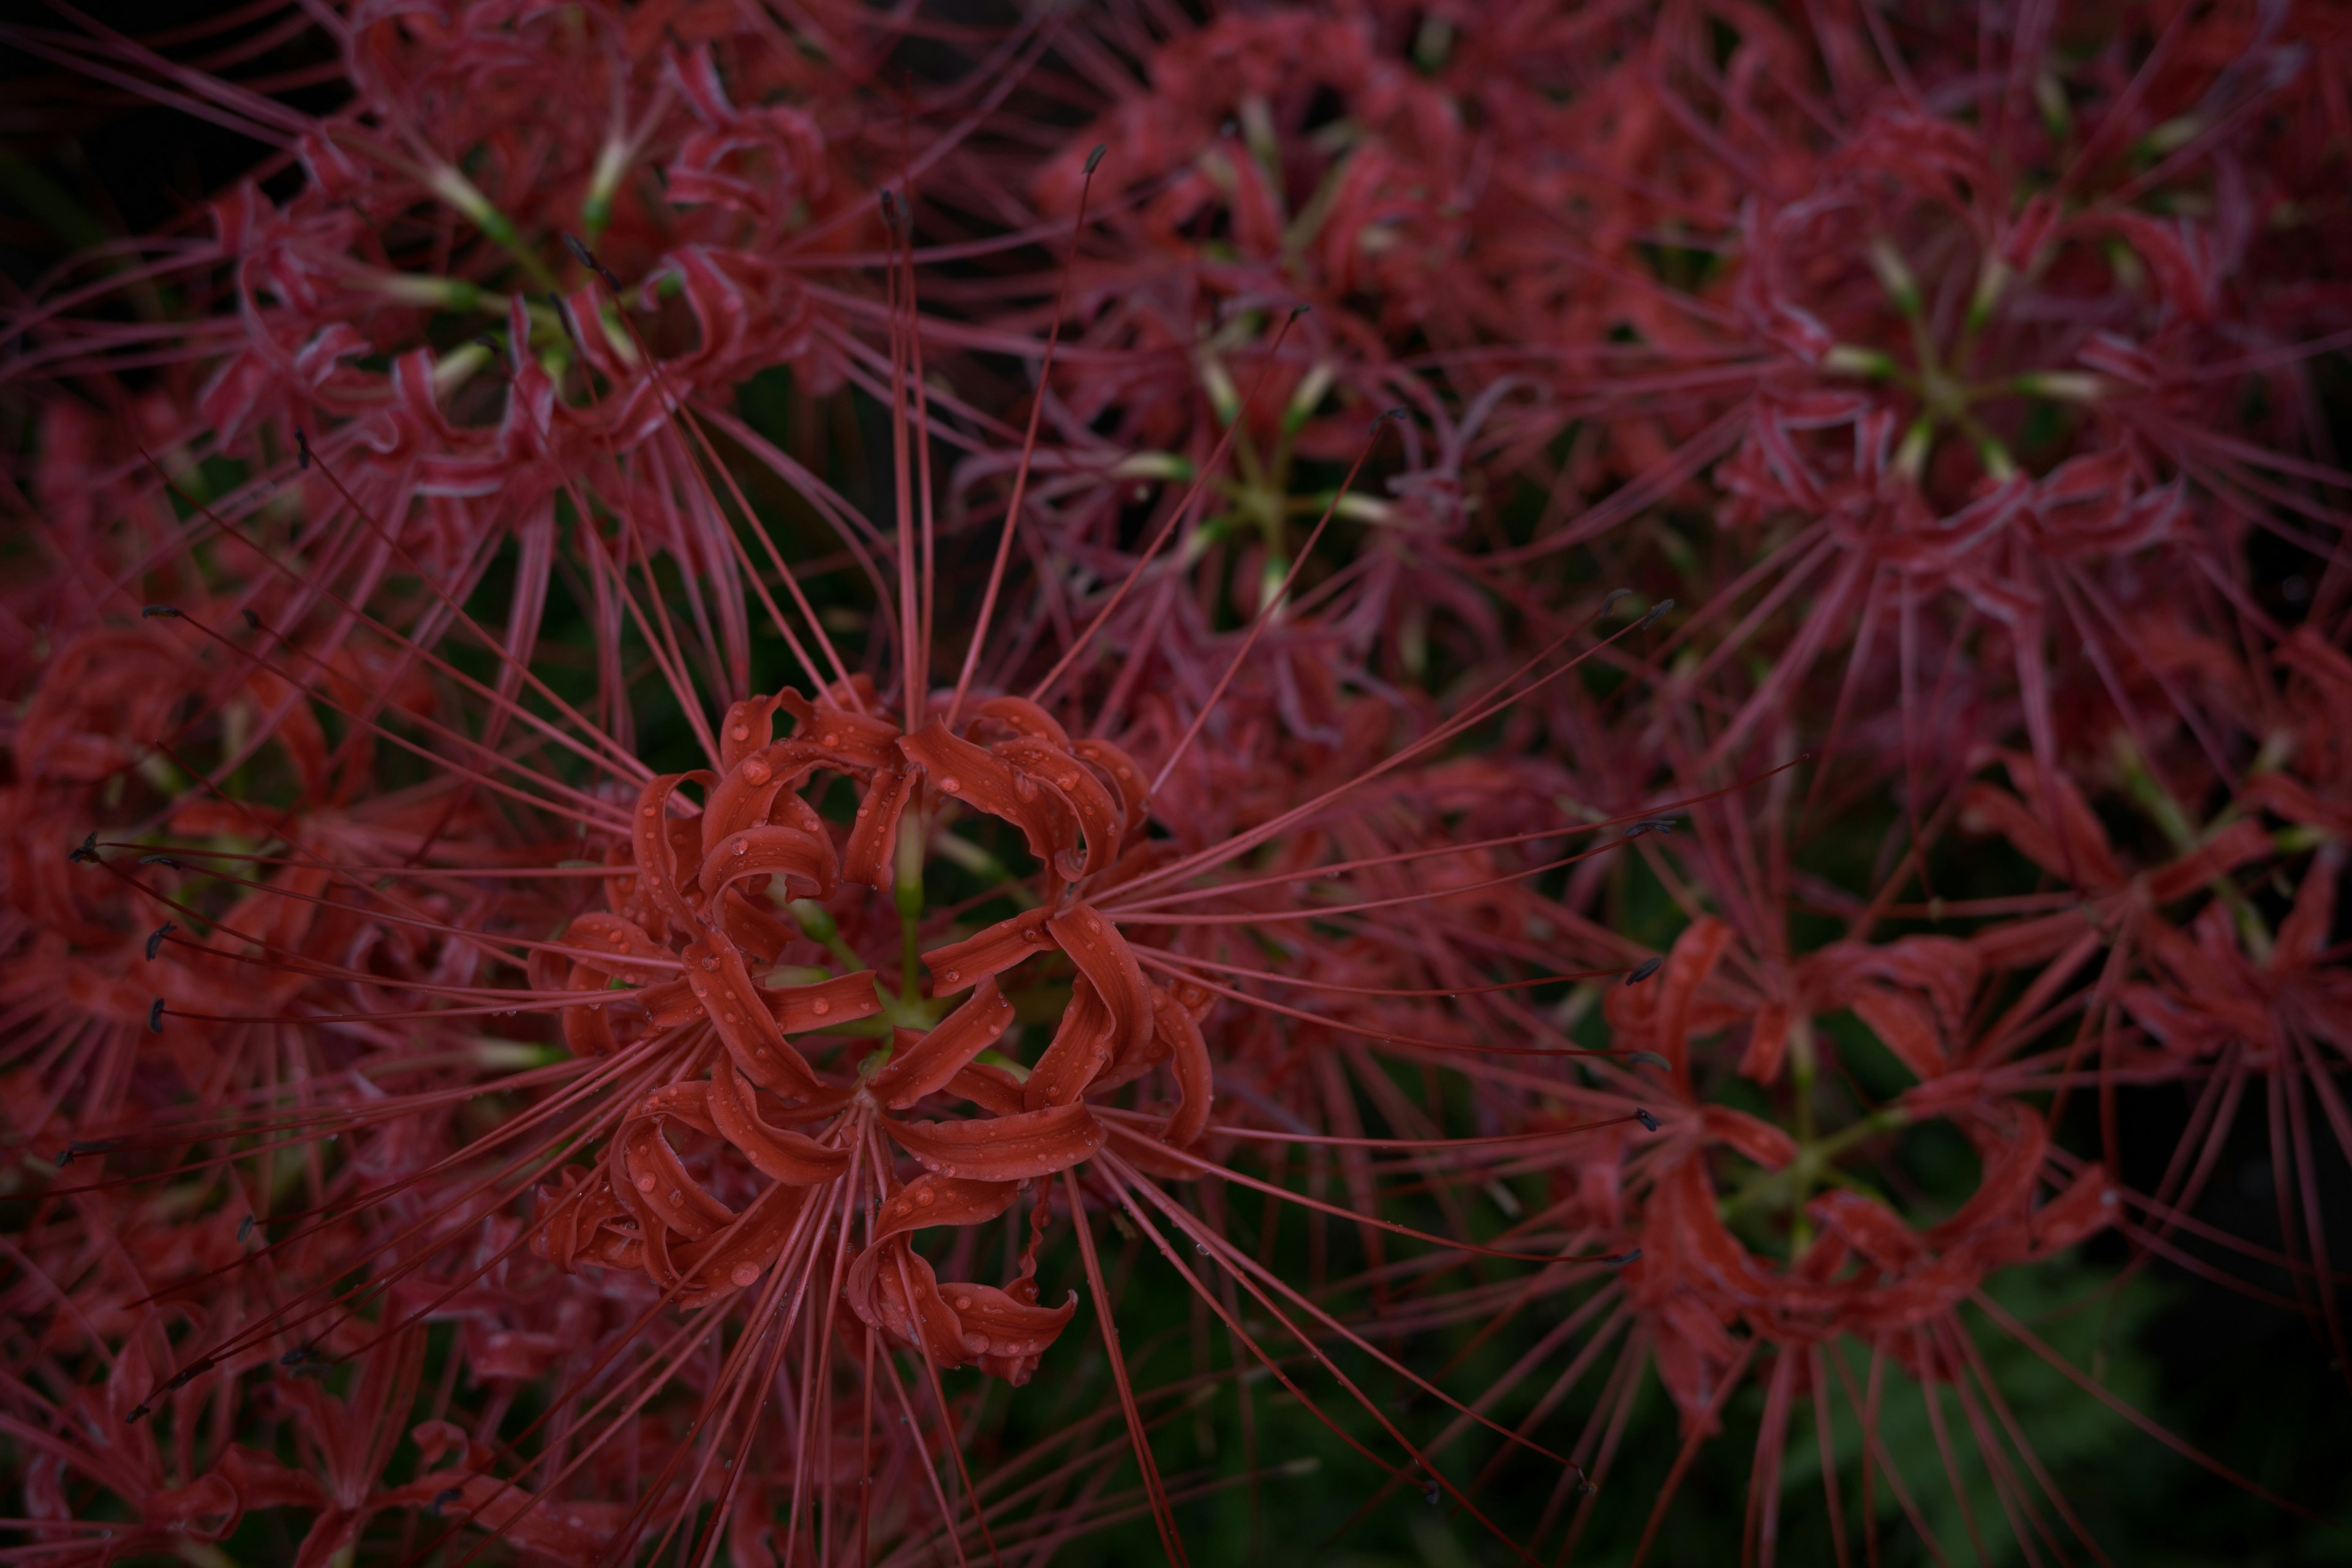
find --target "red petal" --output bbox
[706,1065,851,1183]
[768,970,883,1038]
[1046,903,1151,1065]
[871,978,1014,1109]
[922,907,1054,992]
[697,823,836,907]
[881,1101,1106,1181]
[631,773,712,937]
[686,940,830,1098]
[900,720,1065,869]
[995,734,1121,879]
[842,764,917,889]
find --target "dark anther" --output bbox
[429,1487,464,1517]
[1288,303,1311,320]
[473,334,500,357]
[1625,956,1662,986]
[563,232,620,288]
[69,832,99,864]
[1609,1248,1643,1265]
[1604,587,1632,613]
[241,608,262,631]
[878,189,897,224]
[1634,1109,1660,1133]
[146,922,176,960]
[1624,816,1678,839]
[149,998,167,1033]
[238,1214,255,1242]
[1626,1050,1670,1070]
[163,1357,214,1390]
[142,605,181,619]
[140,854,182,868]
[546,292,581,346]
[1577,1477,1599,1496]
[1423,1480,1441,1506]
[295,428,311,470]
[126,1404,150,1423]
[1084,142,1107,174]
[57,1139,121,1167]
[280,1343,315,1366]
[1636,597,1677,629]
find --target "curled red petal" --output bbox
[631,772,712,937]
[1155,984,1213,1147]
[870,977,1015,1109]
[778,688,900,773]
[995,734,1121,879]
[900,720,1065,869]
[870,1173,1021,1242]
[717,695,782,771]
[1024,977,1114,1112]
[842,764,916,889]
[1072,737,1150,832]
[768,970,883,1038]
[973,694,1069,746]
[923,907,1054,992]
[1046,903,1152,1065]
[697,823,835,907]
[706,1064,851,1183]
[619,1088,734,1241]
[881,1101,1106,1181]
[685,939,829,1098]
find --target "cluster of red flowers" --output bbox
[4,1,2347,1564]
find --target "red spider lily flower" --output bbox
[3,176,1678,1568]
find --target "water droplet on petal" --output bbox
[730,725,748,741]
[635,1174,656,1192]
[731,1262,760,1286]
[812,999,830,1016]
[940,776,961,793]
[943,969,959,982]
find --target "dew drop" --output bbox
[916,1188,935,1205]
[641,804,657,816]
[941,776,962,793]
[734,837,749,854]
[635,1174,657,1192]
[943,969,960,982]
[954,1294,973,1310]
[731,1262,760,1286]
[730,724,749,741]
[823,732,839,745]
[812,998,830,1016]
